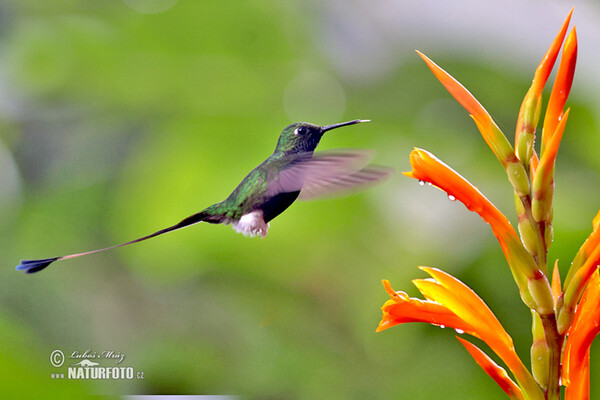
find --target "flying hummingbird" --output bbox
[17,119,391,274]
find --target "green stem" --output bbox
[540,313,564,400]
[537,220,548,275]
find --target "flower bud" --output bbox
[530,310,549,389]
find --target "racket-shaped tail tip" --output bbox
[16,257,60,274]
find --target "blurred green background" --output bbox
[1,0,599,398]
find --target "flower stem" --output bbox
[540,313,564,400]
[536,220,549,274]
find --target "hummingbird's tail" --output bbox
[16,208,220,274]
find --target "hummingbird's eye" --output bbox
[294,126,308,136]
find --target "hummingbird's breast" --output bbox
[260,191,300,223]
[219,152,302,230]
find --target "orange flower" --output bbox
[541,27,578,152]
[404,149,544,289]
[562,271,600,400]
[404,148,556,313]
[457,337,524,400]
[530,25,577,226]
[416,49,534,198]
[551,261,562,304]
[559,210,600,333]
[564,208,600,290]
[378,268,542,399]
[534,108,570,186]
[531,108,570,223]
[416,51,516,169]
[404,148,514,241]
[376,279,471,333]
[515,9,573,147]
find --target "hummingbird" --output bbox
[17,119,391,274]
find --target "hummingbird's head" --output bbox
[274,119,370,154]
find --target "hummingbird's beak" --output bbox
[320,119,370,133]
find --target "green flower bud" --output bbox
[506,161,531,197]
[527,273,555,315]
[518,218,539,257]
[530,310,549,389]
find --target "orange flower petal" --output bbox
[376,279,473,334]
[516,9,573,153]
[457,337,524,400]
[379,270,543,399]
[416,50,487,124]
[405,148,538,279]
[536,108,570,179]
[531,9,573,96]
[530,151,540,176]
[565,351,590,400]
[531,108,570,222]
[416,51,515,167]
[414,268,519,373]
[551,260,562,304]
[417,267,511,344]
[565,210,600,290]
[564,243,600,311]
[542,27,578,151]
[563,271,600,400]
[593,209,600,230]
[405,148,513,237]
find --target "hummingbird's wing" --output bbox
[266,150,392,200]
[297,164,393,200]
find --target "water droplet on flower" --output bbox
[439,325,446,329]
[427,182,432,186]
[448,194,456,201]
[418,180,426,186]
[455,329,464,334]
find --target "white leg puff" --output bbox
[232,210,270,238]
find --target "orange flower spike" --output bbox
[416,51,530,196]
[542,27,578,153]
[563,271,600,400]
[532,108,570,222]
[376,279,473,334]
[457,337,525,400]
[515,8,573,163]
